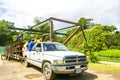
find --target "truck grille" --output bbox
[64,55,86,63]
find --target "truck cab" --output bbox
[24,42,88,80]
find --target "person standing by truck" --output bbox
[34,36,43,43]
[28,39,35,51]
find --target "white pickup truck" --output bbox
[24,42,88,80]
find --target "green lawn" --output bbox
[93,49,120,62]
[97,49,120,58]
[99,57,120,63]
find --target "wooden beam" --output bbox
[63,27,80,44]
[49,20,53,41]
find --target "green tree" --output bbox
[33,17,50,33]
[0,20,16,46]
[103,25,117,49]
[105,31,120,49]
[66,24,117,63]
[32,17,50,41]
[77,17,93,30]
[103,25,116,32]
[34,17,41,24]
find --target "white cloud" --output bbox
[0,0,120,30]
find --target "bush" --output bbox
[110,46,116,49]
[88,52,99,63]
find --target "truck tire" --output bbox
[43,62,55,80]
[24,57,30,67]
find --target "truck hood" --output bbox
[44,51,85,58]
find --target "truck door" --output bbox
[30,43,42,67]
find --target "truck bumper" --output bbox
[51,64,88,74]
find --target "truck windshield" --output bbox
[43,43,69,51]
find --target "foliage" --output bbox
[88,52,99,63]
[54,35,64,43]
[32,17,50,41]
[33,17,50,33]
[65,17,119,63]
[77,17,93,29]
[104,32,120,49]
[34,17,41,24]
[0,20,17,46]
[84,24,106,51]
[67,24,108,51]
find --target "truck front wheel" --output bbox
[43,62,55,80]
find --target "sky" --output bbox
[0,0,120,30]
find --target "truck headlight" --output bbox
[53,60,63,64]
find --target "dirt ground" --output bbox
[0,58,119,80]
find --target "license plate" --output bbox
[75,69,82,73]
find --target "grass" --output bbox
[89,63,120,73]
[99,57,120,63]
[97,49,120,58]
[93,49,120,62]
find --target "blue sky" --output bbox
[0,0,120,30]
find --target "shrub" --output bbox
[110,46,116,49]
[88,52,99,63]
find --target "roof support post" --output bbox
[49,20,53,42]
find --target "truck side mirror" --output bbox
[35,47,41,52]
